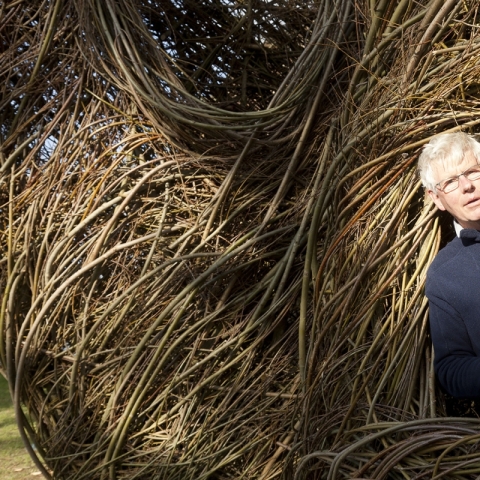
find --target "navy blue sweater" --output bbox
[426,228,480,398]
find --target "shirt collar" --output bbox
[454,220,463,237]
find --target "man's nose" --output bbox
[459,174,475,191]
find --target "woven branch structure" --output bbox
[2,0,480,478]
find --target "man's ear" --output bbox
[427,189,446,211]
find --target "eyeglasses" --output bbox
[435,164,480,193]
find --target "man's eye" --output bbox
[466,167,480,177]
[443,178,456,187]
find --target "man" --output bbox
[418,132,480,400]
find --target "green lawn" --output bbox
[0,375,43,479]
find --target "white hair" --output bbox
[418,132,480,191]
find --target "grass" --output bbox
[0,375,43,479]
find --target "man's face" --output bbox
[428,151,480,230]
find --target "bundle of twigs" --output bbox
[2,0,480,479]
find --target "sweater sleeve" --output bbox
[428,287,480,399]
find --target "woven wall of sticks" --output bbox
[2,0,480,479]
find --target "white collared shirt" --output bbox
[454,220,463,237]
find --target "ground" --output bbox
[0,375,44,479]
